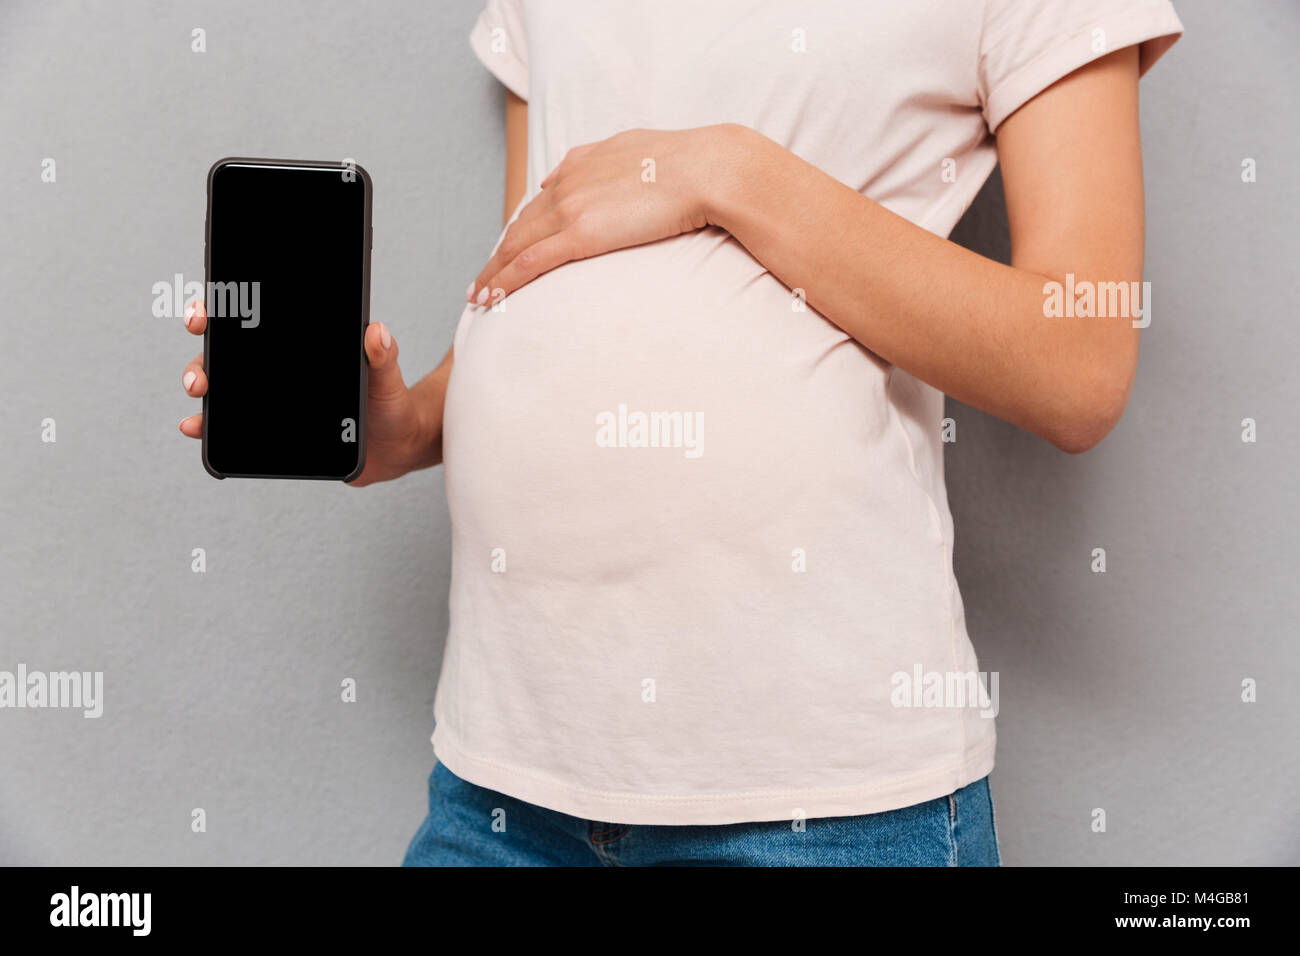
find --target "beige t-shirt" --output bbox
[435,0,1183,825]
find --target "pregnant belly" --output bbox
[442,228,910,580]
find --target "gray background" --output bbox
[1,0,1295,866]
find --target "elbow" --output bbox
[1049,416,1117,455]
[1045,364,1136,455]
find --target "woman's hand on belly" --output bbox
[466,125,742,307]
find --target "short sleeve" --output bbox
[469,0,529,101]
[979,0,1183,132]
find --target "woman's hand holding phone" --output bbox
[177,299,438,486]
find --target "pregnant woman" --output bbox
[178,0,1182,866]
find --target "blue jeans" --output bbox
[403,762,1000,866]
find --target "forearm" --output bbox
[407,346,454,469]
[703,123,1139,452]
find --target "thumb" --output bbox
[364,322,407,401]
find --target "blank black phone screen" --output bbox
[204,160,369,479]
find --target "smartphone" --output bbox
[202,157,372,480]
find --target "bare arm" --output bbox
[504,89,528,224]
[406,91,529,467]
[709,48,1144,453]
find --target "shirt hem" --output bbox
[431,727,997,826]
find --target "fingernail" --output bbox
[183,304,196,329]
[466,282,476,303]
[182,370,197,391]
[379,322,391,349]
[476,286,490,306]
